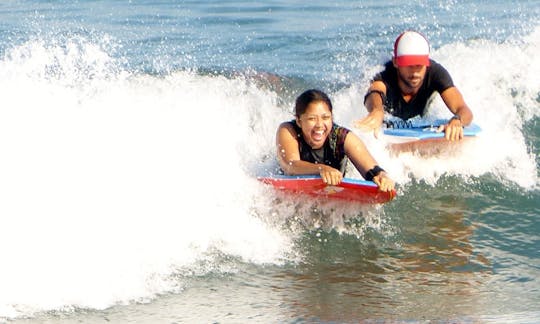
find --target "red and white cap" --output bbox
[393,31,430,67]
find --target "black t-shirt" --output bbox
[373,59,454,120]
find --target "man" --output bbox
[355,31,473,141]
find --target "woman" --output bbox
[276,89,394,192]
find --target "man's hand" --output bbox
[354,110,385,138]
[437,117,464,141]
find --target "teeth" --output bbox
[312,130,324,141]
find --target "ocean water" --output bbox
[1,0,539,323]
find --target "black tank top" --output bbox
[287,120,349,174]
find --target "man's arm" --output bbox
[354,81,387,137]
[440,86,473,125]
[440,86,474,141]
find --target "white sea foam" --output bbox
[0,39,292,318]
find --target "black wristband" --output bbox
[450,115,461,122]
[365,165,385,182]
[363,90,386,104]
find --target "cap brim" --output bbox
[395,55,430,67]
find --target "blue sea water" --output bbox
[0,0,539,323]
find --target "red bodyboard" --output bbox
[258,175,395,204]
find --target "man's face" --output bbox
[394,62,427,91]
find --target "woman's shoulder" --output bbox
[278,120,297,130]
[277,120,300,138]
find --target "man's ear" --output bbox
[392,57,398,68]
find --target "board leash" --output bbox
[383,119,446,130]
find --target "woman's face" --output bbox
[296,101,332,149]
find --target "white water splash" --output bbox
[0,39,293,318]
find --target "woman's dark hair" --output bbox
[294,89,333,117]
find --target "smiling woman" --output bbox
[276,89,394,192]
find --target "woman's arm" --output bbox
[344,132,395,192]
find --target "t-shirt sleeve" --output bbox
[372,62,393,85]
[373,71,384,82]
[430,61,455,93]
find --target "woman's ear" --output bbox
[295,116,301,128]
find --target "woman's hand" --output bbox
[318,165,343,186]
[373,172,395,192]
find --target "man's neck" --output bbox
[398,82,420,103]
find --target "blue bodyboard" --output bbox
[383,119,481,143]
